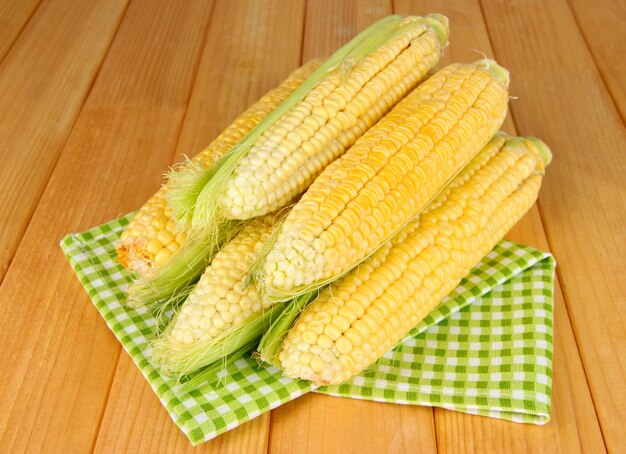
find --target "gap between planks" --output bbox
[479,0,625,451]
[0,0,212,451]
[93,0,306,452]
[475,0,604,434]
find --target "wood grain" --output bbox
[0,0,41,63]
[0,0,213,451]
[567,0,626,119]
[301,0,393,61]
[270,393,437,454]
[436,209,606,454]
[0,0,621,451]
[395,0,605,452]
[93,0,306,452]
[173,0,306,164]
[268,2,438,452]
[0,0,128,283]
[481,0,626,450]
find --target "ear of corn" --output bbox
[265,133,551,385]
[255,60,511,301]
[169,15,449,241]
[151,214,286,376]
[116,60,320,278]
[215,16,449,221]
[126,220,244,310]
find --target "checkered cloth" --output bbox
[61,215,555,446]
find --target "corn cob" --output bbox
[116,60,320,277]
[255,60,510,300]
[125,222,244,309]
[272,133,552,385]
[172,15,449,238]
[151,214,283,375]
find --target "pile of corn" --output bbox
[117,14,552,386]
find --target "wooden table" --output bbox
[0,0,623,452]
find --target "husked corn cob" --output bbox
[217,16,448,220]
[152,214,279,375]
[275,133,552,385]
[116,61,320,277]
[180,14,449,236]
[258,60,510,299]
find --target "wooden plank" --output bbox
[270,393,437,454]
[0,0,214,451]
[395,0,605,452]
[0,0,41,62]
[480,0,626,450]
[300,0,392,61]
[0,0,128,283]
[436,210,606,454]
[93,0,306,451]
[267,2,438,453]
[173,0,306,165]
[567,0,626,119]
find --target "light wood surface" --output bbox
[481,1,626,450]
[0,0,41,62]
[568,0,626,119]
[95,1,305,452]
[0,0,128,281]
[0,0,622,452]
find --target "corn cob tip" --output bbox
[504,136,553,172]
[523,136,553,167]
[476,58,510,87]
[423,13,449,46]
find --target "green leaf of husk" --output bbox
[165,159,221,232]
[188,15,411,238]
[126,220,244,310]
[257,292,318,366]
[152,298,291,377]
[178,338,258,393]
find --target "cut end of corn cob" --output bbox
[256,59,511,301]
[178,14,448,247]
[115,60,319,279]
[116,188,187,278]
[272,133,551,385]
[126,220,244,310]
[151,214,284,376]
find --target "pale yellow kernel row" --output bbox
[219,18,448,221]
[277,134,549,384]
[263,61,509,294]
[116,61,320,277]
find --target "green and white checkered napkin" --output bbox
[61,214,555,446]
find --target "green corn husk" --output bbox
[178,339,258,393]
[126,220,244,310]
[152,298,291,378]
[166,14,449,243]
[256,292,318,366]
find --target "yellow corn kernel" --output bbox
[218,15,449,220]
[116,61,319,277]
[151,214,280,374]
[277,133,551,385]
[262,60,510,299]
